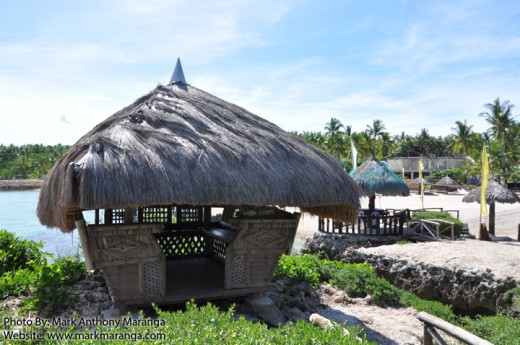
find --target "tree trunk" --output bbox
[489,202,495,235]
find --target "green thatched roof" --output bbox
[38,82,361,232]
[350,157,410,197]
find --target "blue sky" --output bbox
[1,0,519,145]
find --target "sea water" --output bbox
[0,190,84,257]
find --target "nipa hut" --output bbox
[37,59,361,311]
[350,157,410,213]
[433,175,460,193]
[462,179,520,235]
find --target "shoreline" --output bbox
[0,179,43,191]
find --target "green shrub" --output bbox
[500,287,520,316]
[24,255,87,315]
[399,291,456,324]
[274,254,322,286]
[0,229,86,315]
[412,211,463,238]
[275,254,401,306]
[0,229,48,275]
[460,315,520,344]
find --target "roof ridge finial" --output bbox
[169,58,187,85]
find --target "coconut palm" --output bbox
[324,117,345,158]
[365,119,387,157]
[479,98,516,144]
[451,120,475,157]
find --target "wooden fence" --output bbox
[418,312,492,345]
[318,209,409,235]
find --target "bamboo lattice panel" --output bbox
[155,232,206,258]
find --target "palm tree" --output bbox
[324,117,345,158]
[451,120,474,157]
[365,119,387,157]
[479,98,516,144]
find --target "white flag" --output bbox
[350,138,358,170]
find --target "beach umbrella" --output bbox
[37,59,362,232]
[462,180,520,235]
[350,157,410,212]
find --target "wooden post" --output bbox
[517,224,520,242]
[489,202,496,235]
[75,219,94,271]
[423,325,433,345]
[479,223,491,241]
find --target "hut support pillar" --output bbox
[75,219,94,271]
[489,202,495,235]
[368,196,376,213]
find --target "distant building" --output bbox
[385,157,465,178]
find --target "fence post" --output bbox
[517,224,520,242]
[423,325,433,345]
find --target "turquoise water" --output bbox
[0,190,82,257]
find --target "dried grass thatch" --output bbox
[434,176,459,186]
[38,83,361,232]
[462,179,520,235]
[350,157,410,197]
[408,177,432,186]
[462,180,520,204]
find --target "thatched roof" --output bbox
[408,177,432,186]
[37,73,361,232]
[435,176,459,186]
[350,157,410,197]
[462,180,520,204]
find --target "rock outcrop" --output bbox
[303,233,519,315]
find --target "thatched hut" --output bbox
[37,60,361,310]
[350,157,410,213]
[433,175,460,193]
[462,179,520,235]
[407,177,432,193]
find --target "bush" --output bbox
[275,254,401,306]
[500,287,520,316]
[24,255,87,315]
[0,229,86,315]
[273,254,322,286]
[460,315,520,344]
[412,211,463,238]
[0,229,48,276]
[399,291,456,324]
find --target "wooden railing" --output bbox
[414,219,455,240]
[318,209,409,236]
[418,312,492,345]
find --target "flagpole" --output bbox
[480,144,489,239]
[418,159,424,209]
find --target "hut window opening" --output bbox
[177,206,203,224]
[139,206,171,223]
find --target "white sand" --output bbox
[294,192,520,240]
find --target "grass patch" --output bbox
[395,240,412,245]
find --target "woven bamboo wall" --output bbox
[224,216,300,289]
[87,224,165,305]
